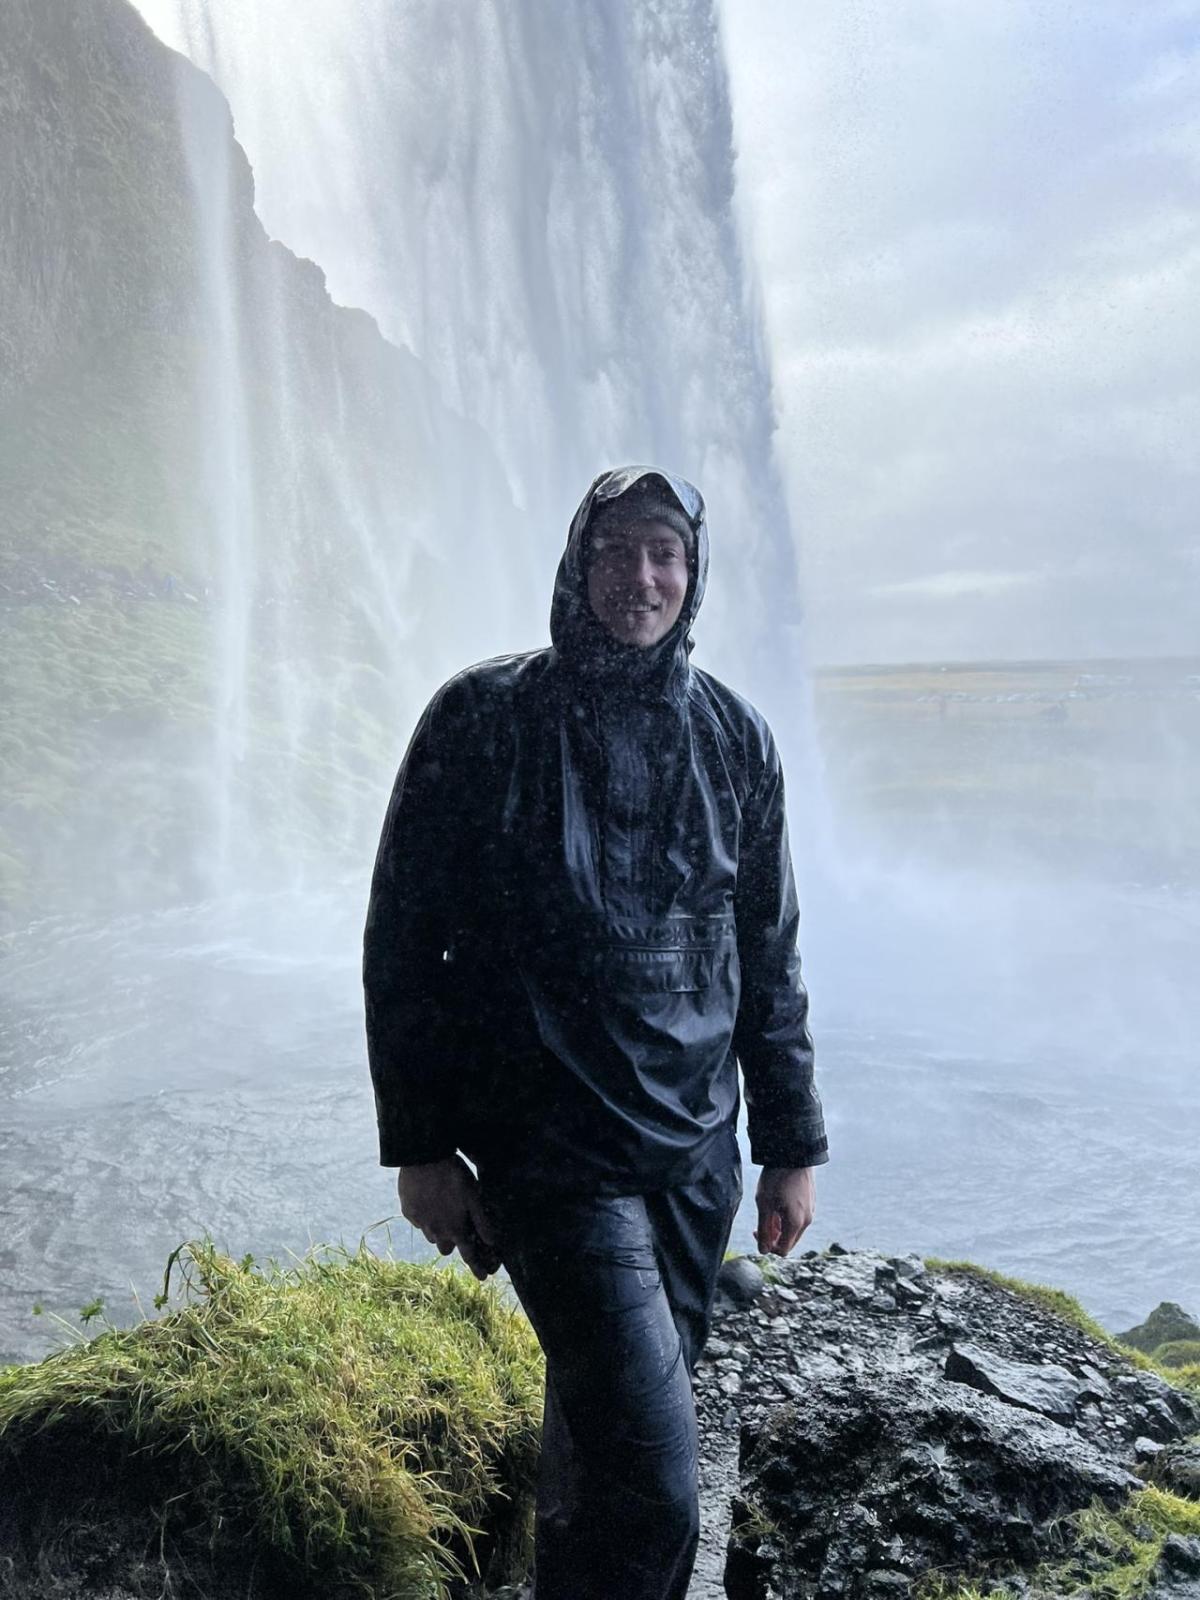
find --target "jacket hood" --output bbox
[549,465,709,705]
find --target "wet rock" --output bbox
[913,1331,948,1354]
[1159,1534,1200,1576]
[934,1305,968,1337]
[1140,1396,1188,1440]
[1151,1535,1200,1598]
[725,1364,1138,1598]
[1150,1439,1200,1498]
[863,1570,909,1595]
[893,1277,928,1309]
[945,1342,1090,1423]
[824,1254,882,1306]
[719,1257,767,1306]
[1077,1361,1111,1399]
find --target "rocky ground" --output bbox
[689,1247,1200,1599]
[4,1248,1197,1599]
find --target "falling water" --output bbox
[133,0,810,747]
[172,62,256,886]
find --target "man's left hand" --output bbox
[754,1166,816,1256]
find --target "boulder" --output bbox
[1151,1534,1200,1598]
[1151,1439,1200,1499]
[718,1256,767,1307]
[1118,1303,1200,1355]
[724,1364,1139,1598]
[944,1341,1091,1423]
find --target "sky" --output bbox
[719,0,1200,664]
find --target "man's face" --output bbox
[585,517,690,648]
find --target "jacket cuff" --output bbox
[748,1131,829,1169]
[378,1134,458,1168]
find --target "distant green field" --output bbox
[811,658,1200,885]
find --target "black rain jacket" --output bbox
[363,465,828,1191]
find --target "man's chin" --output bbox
[614,629,665,649]
[603,615,669,648]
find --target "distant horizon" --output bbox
[811,652,1200,675]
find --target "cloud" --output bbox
[720,0,1200,663]
[871,570,1038,603]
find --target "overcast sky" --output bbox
[719,0,1200,664]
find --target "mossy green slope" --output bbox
[1153,1341,1200,1372]
[0,1242,544,1598]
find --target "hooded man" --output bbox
[364,465,827,1600]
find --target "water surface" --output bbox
[3,887,1196,1362]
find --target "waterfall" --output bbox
[132,0,808,749]
[173,61,256,886]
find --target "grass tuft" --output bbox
[0,1240,544,1597]
[1152,1340,1200,1371]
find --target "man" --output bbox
[364,465,827,1600]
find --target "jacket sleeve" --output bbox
[732,727,829,1169]
[363,686,464,1167]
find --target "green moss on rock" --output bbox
[921,1486,1200,1599]
[1118,1302,1200,1356]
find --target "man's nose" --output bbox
[620,547,655,586]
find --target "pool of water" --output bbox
[2,887,1196,1362]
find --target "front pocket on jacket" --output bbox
[593,945,717,994]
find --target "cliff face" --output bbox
[0,0,205,398]
[0,0,519,922]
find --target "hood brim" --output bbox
[549,467,709,689]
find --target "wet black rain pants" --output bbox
[490,1162,742,1600]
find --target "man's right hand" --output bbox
[398,1155,501,1281]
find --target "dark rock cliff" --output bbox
[0,0,519,923]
